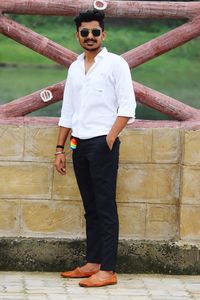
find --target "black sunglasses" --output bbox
[79,28,101,38]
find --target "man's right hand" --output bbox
[54,154,66,175]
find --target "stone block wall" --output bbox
[0,124,200,243]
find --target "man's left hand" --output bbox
[106,134,116,151]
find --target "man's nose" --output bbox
[88,31,94,38]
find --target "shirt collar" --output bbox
[77,47,108,62]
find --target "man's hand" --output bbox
[54,153,66,175]
[106,116,130,150]
[106,134,116,151]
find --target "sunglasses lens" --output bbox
[80,29,89,37]
[92,29,101,37]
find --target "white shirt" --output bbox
[59,47,136,139]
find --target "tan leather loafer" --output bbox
[61,267,98,278]
[79,273,117,287]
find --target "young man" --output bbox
[54,10,136,287]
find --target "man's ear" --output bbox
[75,32,79,40]
[102,31,106,41]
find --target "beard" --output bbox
[81,39,101,52]
[82,45,101,51]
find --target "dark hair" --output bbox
[74,10,105,31]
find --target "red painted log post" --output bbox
[0,1,199,19]
[122,16,200,68]
[0,81,65,118]
[0,15,77,68]
[133,81,200,121]
[1,79,199,121]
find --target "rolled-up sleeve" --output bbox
[58,72,74,128]
[114,58,136,122]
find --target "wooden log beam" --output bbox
[106,1,200,20]
[133,81,200,121]
[0,1,200,19]
[0,116,59,126]
[129,120,200,130]
[0,15,77,68]
[122,16,200,68]
[2,117,200,130]
[0,81,65,118]
[0,79,199,121]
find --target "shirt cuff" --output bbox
[117,109,135,119]
[127,118,135,124]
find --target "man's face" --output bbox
[76,20,106,52]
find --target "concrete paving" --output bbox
[0,271,200,300]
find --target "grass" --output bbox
[0,16,199,119]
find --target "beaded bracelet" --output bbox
[55,151,65,155]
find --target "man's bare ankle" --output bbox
[80,263,100,272]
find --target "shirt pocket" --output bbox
[91,72,107,93]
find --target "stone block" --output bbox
[183,130,200,165]
[24,125,72,162]
[0,200,20,235]
[181,166,200,204]
[145,204,178,240]
[52,163,80,200]
[0,125,24,161]
[21,200,82,237]
[117,164,179,204]
[120,128,152,163]
[0,162,53,199]
[152,128,181,163]
[180,205,200,240]
[118,203,146,238]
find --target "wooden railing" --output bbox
[0,0,200,127]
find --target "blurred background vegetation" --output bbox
[0,13,199,119]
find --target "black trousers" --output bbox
[72,135,120,272]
